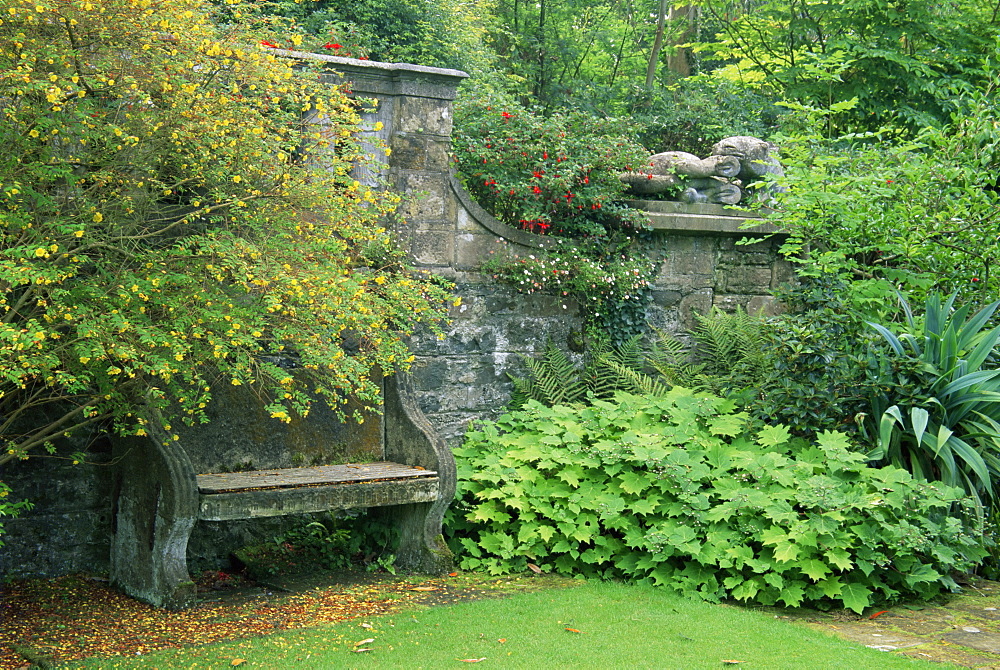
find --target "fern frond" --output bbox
[603,360,670,397]
[507,340,586,407]
[585,334,645,399]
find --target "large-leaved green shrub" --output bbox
[447,388,984,613]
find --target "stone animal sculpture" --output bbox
[620,136,784,205]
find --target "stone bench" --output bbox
[108,374,455,609]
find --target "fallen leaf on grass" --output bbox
[721,660,742,665]
[458,658,487,663]
[565,628,583,633]
[231,660,247,667]
[360,623,373,629]
[498,638,507,644]
[449,572,459,577]
[527,563,543,574]
[869,610,888,619]
[411,587,438,592]
[354,648,373,653]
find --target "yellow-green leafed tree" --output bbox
[0,0,452,468]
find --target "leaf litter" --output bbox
[0,571,561,667]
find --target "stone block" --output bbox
[721,265,774,293]
[410,229,454,266]
[397,173,453,223]
[657,235,718,277]
[390,134,426,170]
[455,233,499,271]
[679,289,714,330]
[651,289,682,308]
[397,97,453,136]
[747,294,782,316]
[773,259,796,288]
[426,138,453,170]
[719,249,774,266]
[712,293,755,312]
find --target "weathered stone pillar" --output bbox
[306,55,469,270]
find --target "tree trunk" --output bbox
[665,5,697,76]
[645,0,668,87]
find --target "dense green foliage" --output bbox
[756,276,878,438]
[448,388,985,612]
[697,0,998,134]
[242,0,495,73]
[768,91,1000,306]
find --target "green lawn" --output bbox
[67,580,947,669]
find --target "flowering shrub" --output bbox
[454,94,656,337]
[483,243,657,337]
[0,0,452,473]
[454,95,648,237]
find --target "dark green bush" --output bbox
[447,388,984,613]
[757,274,879,437]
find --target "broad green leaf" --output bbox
[631,497,661,515]
[730,578,760,601]
[618,470,652,495]
[799,558,831,582]
[756,424,792,447]
[779,583,806,607]
[708,413,747,437]
[773,542,800,563]
[840,583,873,614]
[825,548,853,571]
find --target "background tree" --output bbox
[694,0,998,134]
[0,0,452,471]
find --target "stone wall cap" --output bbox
[279,49,469,80]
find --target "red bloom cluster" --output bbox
[260,40,279,48]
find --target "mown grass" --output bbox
[67,580,949,669]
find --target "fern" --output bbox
[646,333,707,389]
[602,360,671,397]
[508,340,586,407]
[691,307,770,393]
[508,308,769,409]
[585,334,644,399]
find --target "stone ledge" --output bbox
[626,199,783,236]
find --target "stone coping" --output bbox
[450,174,558,250]
[285,49,469,80]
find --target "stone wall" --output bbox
[0,54,790,581]
[316,54,791,446]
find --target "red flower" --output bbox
[542,151,548,159]
[501,111,512,119]
[532,170,544,179]
[972,277,980,282]
[260,40,279,48]
[324,43,342,50]
[532,185,542,194]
